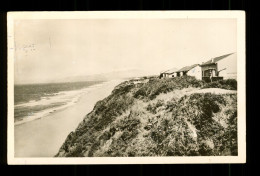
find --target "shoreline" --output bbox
[14,81,107,126]
[14,79,124,157]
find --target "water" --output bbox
[14,81,104,125]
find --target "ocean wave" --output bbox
[14,82,107,126]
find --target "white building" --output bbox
[216,53,237,79]
[159,67,178,78]
[200,53,237,80]
[160,53,236,81]
[174,64,200,79]
[186,64,202,80]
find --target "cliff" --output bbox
[56,76,237,157]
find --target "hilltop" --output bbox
[56,76,237,157]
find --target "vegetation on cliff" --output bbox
[56,76,237,157]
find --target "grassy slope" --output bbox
[56,76,237,157]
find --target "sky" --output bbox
[13,18,237,84]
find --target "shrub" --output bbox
[203,79,237,90]
[112,84,135,95]
[165,98,178,112]
[146,100,165,114]
[178,93,226,127]
[150,131,165,144]
[146,103,156,114]
[66,144,84,157]
[94,94,135,131]
[134,76,204,100]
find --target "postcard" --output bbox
[7,11,246,164]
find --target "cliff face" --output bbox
[56,76,237,157]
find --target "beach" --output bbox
[14,80,123,157]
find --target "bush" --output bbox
[146,100,165,114]
[94,94,135,131]
[134,76,204,100]
[177,93,226,128]
[203,79,237,90]
[67,144,84,157]
[112,84,135,95]
[146,103,156,114]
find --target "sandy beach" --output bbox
[14,80,123,157]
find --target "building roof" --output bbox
[164,68,178,74]
[176,64,199,72]
[201,53,234,66]
[160,53,234,75]
[161,67,178,74]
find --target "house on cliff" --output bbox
[160,53,236,82]
[159,68,178,78]
[175,64,201,80]
[200,53,236,81]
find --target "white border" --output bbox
[7,11,246,165]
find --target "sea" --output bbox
[14,81,105,125]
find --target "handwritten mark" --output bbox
[17,43,37,55]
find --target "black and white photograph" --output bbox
[7,11,246,164]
